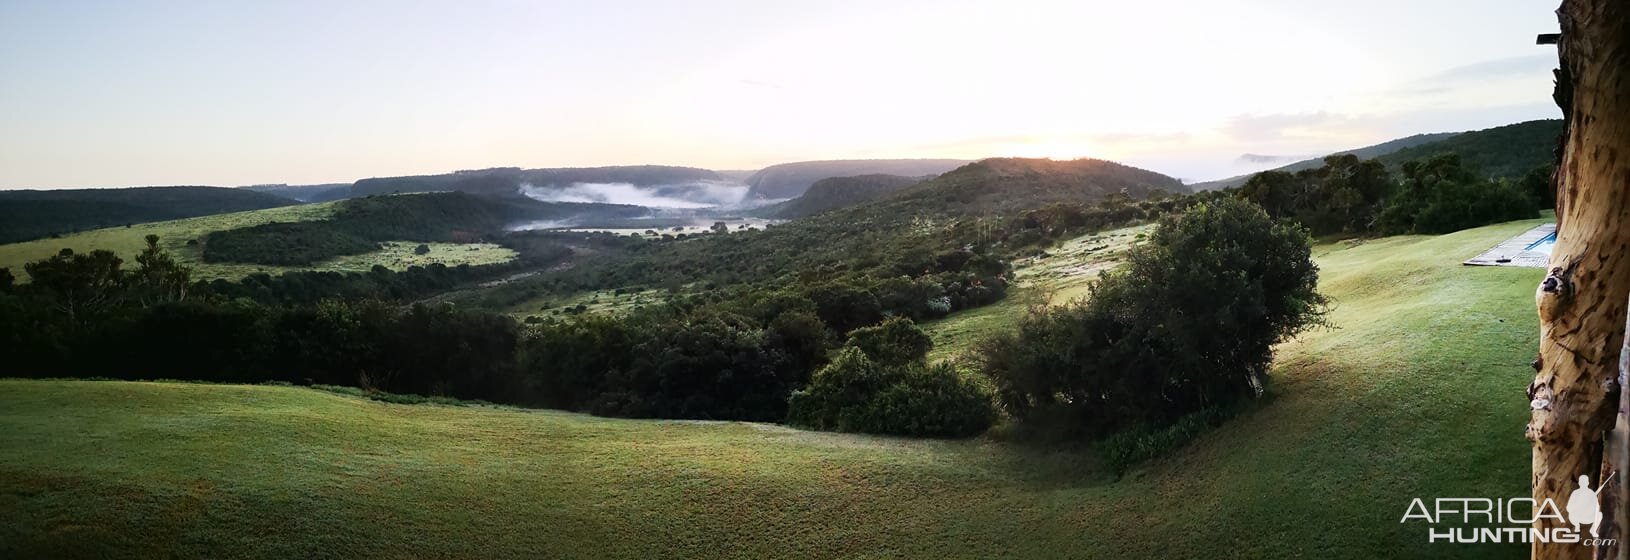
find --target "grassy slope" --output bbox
[0,203,516,281]
[0,217,1548,559]
[921,224,1151,361]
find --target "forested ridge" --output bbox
[0,186,296,244]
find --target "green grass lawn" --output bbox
[0,217,1548,558]
[0,203,517,281]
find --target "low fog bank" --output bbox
[520,180,757,209]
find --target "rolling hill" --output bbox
[241,183,354,203]
[1191,119,1562,191]
[743,159,970,200]
[0,215,1546,559]
[350,166,724,198]
[877,157,1187,215]
[758,174,924,218]
[0,186,298,244]
[1373,119,1562,178]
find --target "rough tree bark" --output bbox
[1530,2,1630,559]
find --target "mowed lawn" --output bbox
[0,218,1547,559]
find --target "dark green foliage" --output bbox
[201,192,643,266]
[788,317,995,438]
[1238,154,1392,236]
[1376,155,1539,234]
[23,248,127,332]
[1519,163,1557,210]
[805,282,884,335]
[1096,404,1241,474]
[844,316,934,366]
[1193,119,1561,192]
[130,234,192,306]
[414,243,431,255]
[1233,152,1543,237]
[0,186,296,244]
[745,159,968,199]
[519,307,825,422]
[203,222,379,265]
[1375,119,1562,179]
[0,267,13,292]
[980,198,1327,439]
[762,174,923,218]
[787,342,995,438]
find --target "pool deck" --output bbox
[1463,223,1555,268]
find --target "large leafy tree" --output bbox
[981,197,1327,437]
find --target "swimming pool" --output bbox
[1525,231,1558,255]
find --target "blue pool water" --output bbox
[1526,231,1558,255]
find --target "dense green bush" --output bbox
[787,347,994,438]
[979,198,1326,439]
[1238,154,1392,236]
[844,316,934,366]
[203,221,379,265]
[788,318,994,438]
[1377,155,1539,234]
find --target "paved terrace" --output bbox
[1463,223,1555,268]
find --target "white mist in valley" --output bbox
[519,180,750,209]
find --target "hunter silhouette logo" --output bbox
[1567,474,1604,538]
[1399,471,1618,546]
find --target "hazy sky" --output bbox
[0,0,1561,188]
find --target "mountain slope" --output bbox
[744,159,970,200]
[880,157,1186,215]
[759,174,924,218]
[0,186,298,244]
[1190,132,1461,191]
[1373,119,1561,177]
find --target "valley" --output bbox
[0,216,1547,559]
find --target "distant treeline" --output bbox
[201,192,646,266]
[0,186,295,244]
[1239,153,1549,237]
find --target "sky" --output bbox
[0,0,1562,188]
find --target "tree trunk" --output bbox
[1604,320,1628,559]
[1531,2,1630,559]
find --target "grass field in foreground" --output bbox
[0,217,1548,558]
[0,203,517,281]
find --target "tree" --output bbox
[23,248,125,332]
[131,234,191,305]
[414,243,431,255]
[980,198,1327,438]
[1530,2,1630,557]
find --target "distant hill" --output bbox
[759,174,924,219]
[351,166,723,198]
[1190,119,1562,191]
[0,186,297,244]
[203,192,649,266]
[1190,132,1461,191]
[242,183,353,203]
[879,158,1187,217]
[1373,119,1561,178]
[744,159,970,200]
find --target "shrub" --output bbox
[979,198,1326,440]
[787,347,994,438]
[843,316,933,366]
[1377,154,1538,234]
